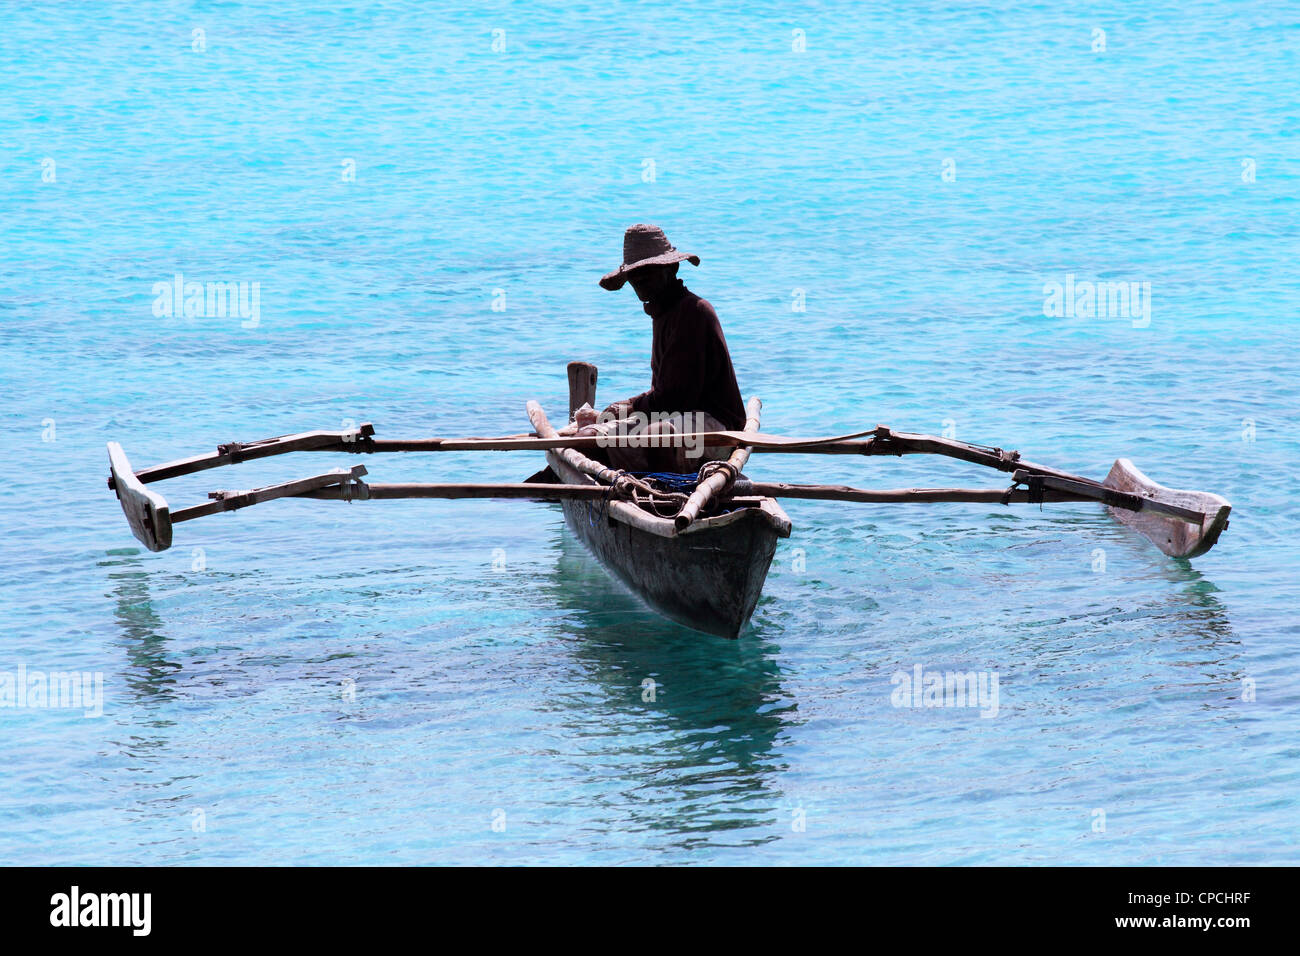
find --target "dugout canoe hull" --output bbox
[546,451,790,639]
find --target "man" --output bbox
[595,223,746,472]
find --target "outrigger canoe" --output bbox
[105,361,1231,638]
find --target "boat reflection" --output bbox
[1154,558,1245,695]
[99,548,182,705]
[1160,560,1234,637]
[541,527,798,848]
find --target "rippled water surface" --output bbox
[2,1,1298,864]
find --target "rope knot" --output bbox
[696,460,738,496]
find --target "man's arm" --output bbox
[601,398,636,419]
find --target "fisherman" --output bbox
[593,223,747,473]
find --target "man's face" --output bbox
[626,265,676,303]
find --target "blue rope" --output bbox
[585,470,702,527]
[631,471,701,492]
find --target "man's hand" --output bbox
[602,400,634,420]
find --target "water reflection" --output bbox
[1155,558,1244,697]
[541,527,797,848]
[99,548,182,707]
[1160,559,1232,628]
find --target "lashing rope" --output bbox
[696,459,738,495]
[584,464,735,525]
[1001,473,1047,509]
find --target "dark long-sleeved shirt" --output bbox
[628,281,746,431]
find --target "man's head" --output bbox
[626,262,679,303]
[599,224,699,292]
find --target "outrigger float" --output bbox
[107,362,1231,638]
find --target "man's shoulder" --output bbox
[682,291,718,319]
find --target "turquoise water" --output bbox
[3,0,1298,864]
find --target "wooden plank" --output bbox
[567,361,598,419]
[107,442,172,552]
[1101,459,1231,558]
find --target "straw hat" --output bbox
[599,224,700,290]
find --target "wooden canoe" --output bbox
[537,392,792,639]
[104,357,1230,637]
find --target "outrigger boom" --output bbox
[107,362,1232,625]
[108,430,1230,557]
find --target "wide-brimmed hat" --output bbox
[599,223,700,290]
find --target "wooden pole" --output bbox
[301,482,609,501]
[117,426,375,487]
[110,422,1224,526]
[171,466,370,523]
[674,397,762,531]
[1016,469,1205,523]
[526,399,609,485]
[732,480,1092,505]
[114,423,1108,494]
[526,398,692,537]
